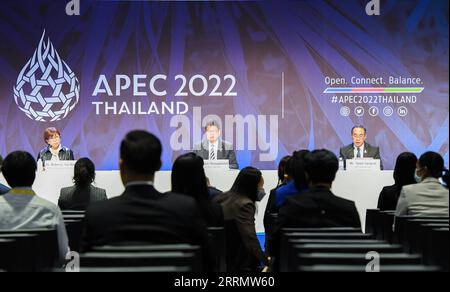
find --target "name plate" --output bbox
[203,159,230,170]
[38,160,77,171]
[346,159,381,171]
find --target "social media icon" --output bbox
[340,106,351,117]
[355,106,365,117]
[383,106,393,117]
[397,106,408,117]
[369,106,379,117]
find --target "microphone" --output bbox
[38,148,47,168]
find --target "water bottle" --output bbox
[339,157,345,171]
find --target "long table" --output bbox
[1,169,394,233]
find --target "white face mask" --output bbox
[256,189,266,201]
[414,168,422,183]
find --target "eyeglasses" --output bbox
[48,136,60,141]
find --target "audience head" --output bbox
[119,130,162,185]
[172,153,216,222]
[351,125,367,148]
[172,152,209,200]
[284,157,294,182]
[291,150,310,191]
[73,158,96,188]
[304,149,339,188]
[231,167,263,202]
[277,155,291,185]
[416,152,448,186]
[2,151,37,188]
[44,127,62,150]
[0,155,3,170]
[393,152,417,187]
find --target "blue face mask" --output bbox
[414,168,422,183]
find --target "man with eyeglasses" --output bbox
[339,125,383,170]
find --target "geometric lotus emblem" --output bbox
[13,30,80,122]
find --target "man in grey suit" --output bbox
[339,125,383,170]
[193,120,239,169]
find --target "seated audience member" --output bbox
[263,155,291,252]
[206,176,222,199]
[81,130,213,270]
[214,167,269,272]
[395,151,449,217]
[377,152,417,211]
[172,153,224,226]
[274,150,310,208]
[0,155,11,195]
[0,151,69,262]
[58,158,107,211]
[264,155,291,217]
[268,149,361,262]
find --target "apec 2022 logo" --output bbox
[12,0,379,122]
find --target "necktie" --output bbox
[356,147,361,158]
[210,144,216,160]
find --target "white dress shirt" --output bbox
[50,145,62,161]
[353,144,365,158]
[209,141,219,160]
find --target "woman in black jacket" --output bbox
[214,167,269,272]
[377,152,417,210]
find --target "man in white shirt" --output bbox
[0,151,69,264]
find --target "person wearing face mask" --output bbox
[213,167,269,272]
[395,151,449,217]
[37,127,74,163]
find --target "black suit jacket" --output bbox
[214,191,268,272]
[377,184,403,211]
[81,184,213,270]
[58,185,107,211]
[37,146,74,162]
[339,142,383,170]
[193,140,239,169]
[267,187,361,259]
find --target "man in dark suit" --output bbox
[193,120,239,169]
[0,155,11,195]
[339,125,383,169]
[81,130,213,270]
[267,149,361,267]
